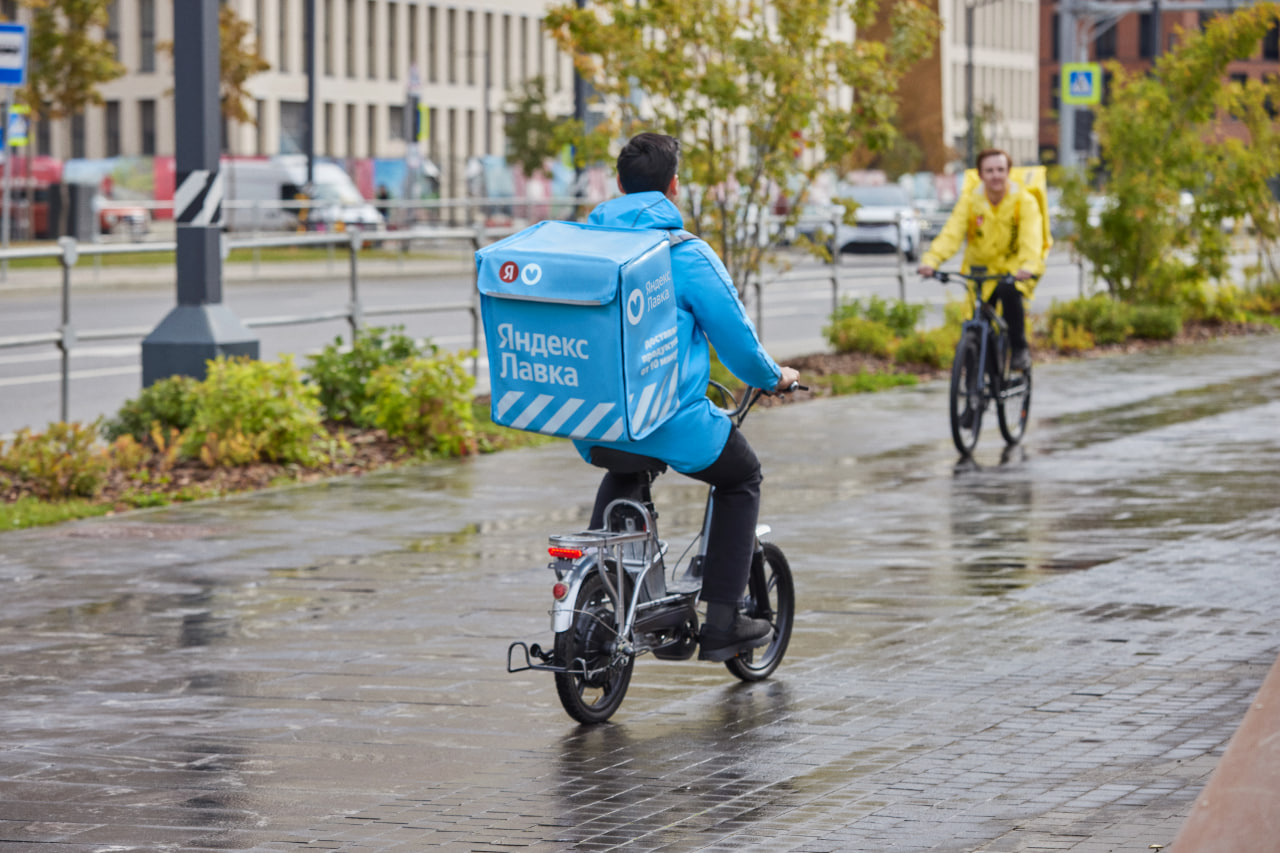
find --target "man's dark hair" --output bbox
[616,133,680,194]
[975,148,1012,171]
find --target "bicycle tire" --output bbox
[997,362,1032,446]
[553,571,634,724]
[725,542,795,682]
[949,330,983,455]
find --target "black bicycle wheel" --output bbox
[725,542,795,682]
[554,572,634,724]
[949,331,983,455]
[997,362,1032,446]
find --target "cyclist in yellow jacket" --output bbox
[917,148,1045,371]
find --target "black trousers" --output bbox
[989,277,1028,349]
[588,427,762,604]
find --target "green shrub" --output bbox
[1128,304,1184,340]
[894,326,959,369]
[1179,282,1248,324]
[1049,318,1096,352]
[1045,295,1133,345]
[0,421,112,499]
[182,356,330,467]
[830,295,924,338]
[828,370,918,395]
[363,351,478,456]
[102,374,200,442]
[307,326,432,427]
[825,316,897,357]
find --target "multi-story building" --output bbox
[21,0,579,199]
[1039,1,1280,163]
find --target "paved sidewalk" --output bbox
[0,335,1278,852]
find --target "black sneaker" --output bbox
[698,614,773,662]
[1010,346,1032,372]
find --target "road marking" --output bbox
[0,346,138,366]
[0,365,140,388]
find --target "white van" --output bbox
[220,156,384,232]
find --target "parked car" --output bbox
[794,184,922,260]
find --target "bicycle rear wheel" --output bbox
[554,572,634,724]
[725,542,794,682]
[997,363,1032,446]
[949,330,984,455]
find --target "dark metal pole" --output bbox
[966,1,975,165]
[141,0,257,386]
[305,0,316,185]
[1151,0,1162,58]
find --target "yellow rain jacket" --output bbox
[921,166,1051,301]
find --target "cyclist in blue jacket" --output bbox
[574,132,800,663]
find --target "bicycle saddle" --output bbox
[588,447,669,477]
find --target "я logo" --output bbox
[499,261,519,283]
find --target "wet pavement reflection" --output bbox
[1,335,1279,851]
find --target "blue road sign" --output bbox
[0,24,27,87]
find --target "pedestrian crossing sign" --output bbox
[1061,62,1102,105]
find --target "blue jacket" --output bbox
[572,192,781,473]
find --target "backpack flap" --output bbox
[475,221,681,442]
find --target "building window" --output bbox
[367,104,377,155]
[37,106,51,156]
[502,15,511,89]
[346,103,356,155]
[1094,24,1116,60]
[324,0,334,74]
[1265,23,1279,60]
[105,101,120,157]
[428,6,437,83]
[408,5,418,78]
[345,0,356,78]
[256,99,267,155]
[520,17,528,80]
[447,8,456,84]
[466,11,475,86]
[106,1,120,61]
[1050,13,1058,61]
[139,0,155,72]
[367,0,377,79]
[1049,73,1059,116]
[279,100,306,154]
[140,100,156,155]
[279,0,290,72]
[388,2,398,80]
[324,102,334,155]
[390,104,404,140]
[71,113,86,158]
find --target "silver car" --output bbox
[795,184,922,260]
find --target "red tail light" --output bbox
[552,582,569,601]
[548,547,584,560]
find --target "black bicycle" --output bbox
[935,268,1032,455]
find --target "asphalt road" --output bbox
[0,247,1089,438]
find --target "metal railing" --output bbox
[0,224,517,423]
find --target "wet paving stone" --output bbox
[0,335,1279,851]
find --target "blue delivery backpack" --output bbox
[476,220,684,442]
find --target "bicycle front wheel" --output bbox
[949,330,984,455]
[725,542,795,682]
[554,572,634,724]
[997,363,1032,446]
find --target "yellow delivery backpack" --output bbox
[960,165,1053,262]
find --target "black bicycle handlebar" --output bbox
[709,380,808,426]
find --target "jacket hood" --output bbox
[588,192,685,231]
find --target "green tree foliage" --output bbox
[544,0,939,294]
[1057,3,1280,301]
[504,76,612,178]
[218,3,271,127]
[20,0,124,125]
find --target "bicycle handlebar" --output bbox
[709,380,808,426]
[932,269,1015,286]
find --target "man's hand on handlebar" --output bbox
[775,366,801,393]
[917,264,936,278]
